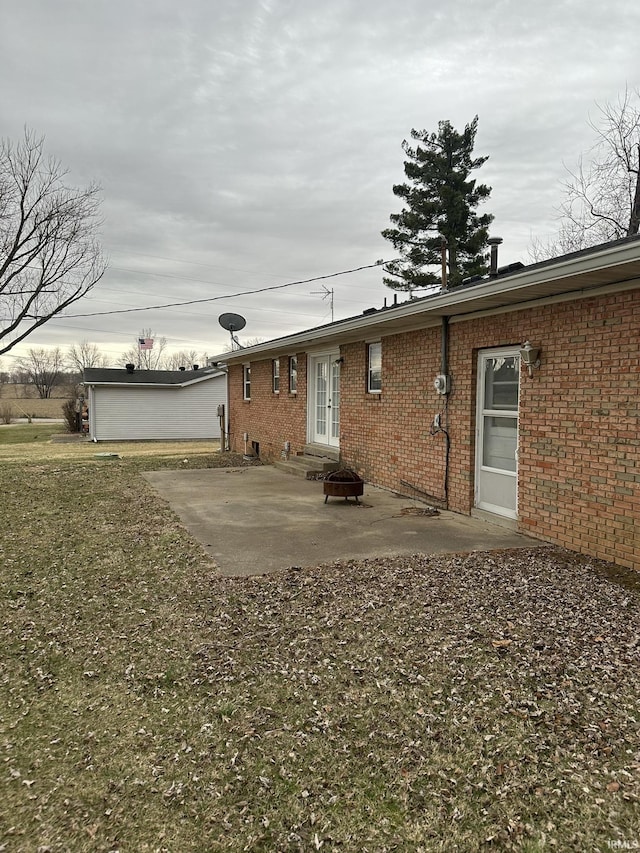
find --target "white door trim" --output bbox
[475,347,520,519]
[307,351,340,448]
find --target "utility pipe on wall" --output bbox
[440,315,449,377]
[438,315,451,507]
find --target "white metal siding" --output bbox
[91,377,225,441]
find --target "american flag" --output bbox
[138,337,154,350]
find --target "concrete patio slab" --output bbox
[142,465,541,577]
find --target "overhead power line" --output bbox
[64,261,392,319]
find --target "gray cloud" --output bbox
[2,0,639,364]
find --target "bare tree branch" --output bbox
[556,87,640,253]
[0,129,106,355]
[121,329,168,370]
[67,340,108,373]
[162,349,204,370]
[16,346,65,399]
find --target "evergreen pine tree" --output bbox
[382,116,493,292]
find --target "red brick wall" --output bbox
[227,289,640,570]
[339,330,448,505]
[228,354,308,459]
[445,290,639,569]
[512,291,639,570]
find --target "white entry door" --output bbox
[310,353,340,448]
[475,348,520,518]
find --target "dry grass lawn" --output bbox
[0,428,638,851]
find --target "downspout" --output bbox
[225,368,230,452]
[440,315,451,508]
[214,363,229,451]
[441,315,449,377]
[410,315,451,508]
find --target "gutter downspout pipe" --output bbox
[440,315,451,507]
[441,315,449,377]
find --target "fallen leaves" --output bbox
[1,452,639,852]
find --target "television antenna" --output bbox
[311,284,334,322]
[218,312,247,350]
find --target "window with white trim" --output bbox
[243,364,251,400]
[289,355,298,393]
[272,359,280,393]
[367,342,382,393]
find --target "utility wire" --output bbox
[65,260,392,319]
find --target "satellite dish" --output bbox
[218,313,246,332]
[218,312,247,350]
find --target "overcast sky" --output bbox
[2,0,639,368]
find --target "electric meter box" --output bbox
[434,374,451,395]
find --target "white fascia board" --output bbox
[216,239,640,364]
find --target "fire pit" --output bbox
[323,469,364,503]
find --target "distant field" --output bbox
[0,383,69,419]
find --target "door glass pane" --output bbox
[331,361,340,439]
[315,362,327,434]
[484,356,519,410]
[483,416,517,472]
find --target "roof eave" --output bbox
[85,371,224,388]
[215,238,640,363]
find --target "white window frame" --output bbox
[243,364,251,401]
[289,355,298,394]
[272,359,280,393]
[367,341,382,394]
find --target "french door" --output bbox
[475,348,520,518]
[310,353,340,448]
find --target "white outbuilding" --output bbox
[83,366,227,441]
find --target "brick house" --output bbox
[212,237,640,571]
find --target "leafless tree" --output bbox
[0,129,106,356]
[531,88,640,261]
[67,340,108,373]
[16,346,65,398]
[162,349,203,370]
[121,328,168,370]
[222,336,265,352]
[528,221,593,263]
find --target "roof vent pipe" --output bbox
[179,366,186,371]
[125,363,135,374]
[193,364,199,371]
[488,237,503,277]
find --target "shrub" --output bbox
[0,402,13,424]
[62,398,79,433]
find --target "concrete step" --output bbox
[274,453,340,479]
[303,443,340,462]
